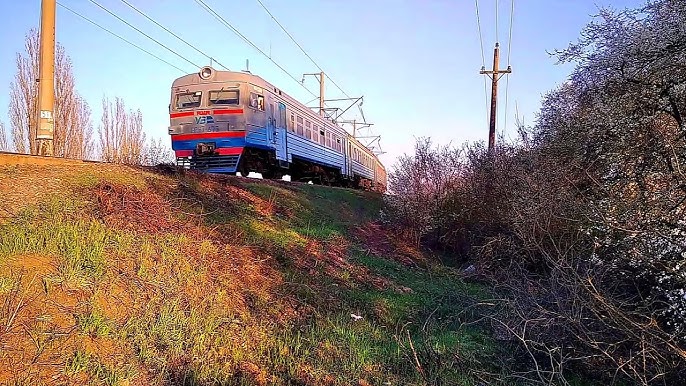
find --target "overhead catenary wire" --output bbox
[254,0,352,100]
[254,0,371,134]
[503,0,514,134]
[87,0,202,69]
[57,2,187,73]
[193,0,319,100]
[119,0,230,70]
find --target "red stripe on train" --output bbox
[170,109,243,119]
[170,111,195,118]
[216,147,243,155]
[213,108,244,115]
[175,150,193,157]
[174,147,243,157]
[172,132,245,141]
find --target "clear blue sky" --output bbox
[0,0,643,167]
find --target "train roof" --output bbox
[172,69,268,89]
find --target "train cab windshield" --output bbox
[175,91,201,109]
[209,89,239,105]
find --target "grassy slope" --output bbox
[0,164,504,386]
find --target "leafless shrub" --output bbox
[0,122,9,151]
[99,97,146,165]
[141,137,175,167]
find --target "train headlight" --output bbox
[200,66,213,80]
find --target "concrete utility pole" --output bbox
[302,72,326,116]
[480,42,511,151]
[36,0,56,156]
[318,71,325,117]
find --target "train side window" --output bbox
[312,124,319,143]
[320,130,326,146]
[289,113,295,132]
[305,120,312,140]
[175,91,202,109]
[209,89,239,105]
[249,92,265,111]
[296,116,304,136]
[336,137,341,152]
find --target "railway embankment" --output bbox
[0,162,501,385]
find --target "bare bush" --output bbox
[141,137,175,167]
[8,29,93,158]
[99,97,146,165]
[384,138,466,248]
[0,122,9,151]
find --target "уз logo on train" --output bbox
[195,116,215,124]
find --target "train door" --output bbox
[267,102,275,144]
[274,102,287,161]
[344,140,353,177]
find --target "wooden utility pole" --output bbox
[36,0,56,156]
[480,42,511,151]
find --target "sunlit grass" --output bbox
[0,166,504,385]
[0,203,110,283]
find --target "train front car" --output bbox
[169,67,247,173]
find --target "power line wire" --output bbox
[504,0,514,134]
[476,0,489,125]
[57,2,187,73]
[119,0,230,70]
[503,74,510,133]
[254,0,352,100]
[87,0,201,69]
[193,0,319,99]
[507,0,514,65]
[495,0,499,43]
[475,0,486,66]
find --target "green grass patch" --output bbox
[77,311,112,337]
[0,216,109,279]
[65,350,134,385]
[0,196,135,284]
[65,167,150,190]
[242,182,382,240]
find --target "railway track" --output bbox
[0,151,102,167]
[0,151,381,193]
